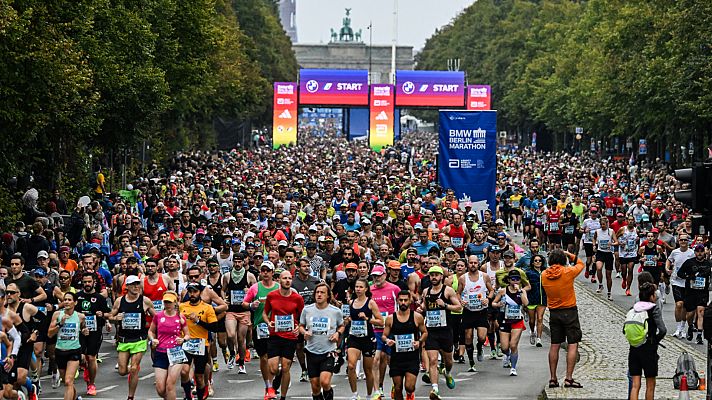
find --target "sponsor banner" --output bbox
[395,70,465,107]
[369,84,394,151]
[348,108,369,141]
[272,82,298,148]
[438,111,497,221]
[638,139,647,155]
[299,69,369,106]
[466,85,491,110]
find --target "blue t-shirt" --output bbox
[411,240,439,256]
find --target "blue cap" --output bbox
[32,268,46,277]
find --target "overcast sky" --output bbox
[295,0,475,50]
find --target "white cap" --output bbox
[294,233,306,241]
[125,276,141,285]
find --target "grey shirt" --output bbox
[292,274,321,305]
[299,304,344,354]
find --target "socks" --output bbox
[264,379,272,388]
[465,344,475,364]
[510,352,519,368]
[312,394,324,400]
[182,381,192,399]
[488,332,496,350]
[323,388,334,400]
[432,383,439,392]
[477,339,484,354]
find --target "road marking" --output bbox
[226,379,254,384]
[95,385,118,393]
[139,372,155,381]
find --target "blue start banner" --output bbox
[438,110,497,221]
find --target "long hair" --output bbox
[354,278,372,299]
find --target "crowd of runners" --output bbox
[0,131,708,400]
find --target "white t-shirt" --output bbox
[668,248,695,287]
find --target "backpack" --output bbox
[623,308,648,347]
[673,351,700,390]
[88,172,98,190]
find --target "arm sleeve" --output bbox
[7,326,20,356]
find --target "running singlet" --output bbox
[466,241,490,263]
[226,272,250,313]
[55,311,81,351]
[595,228,613,252]
[117,296,148,342]
[423,287,451,330]
[503,288,524,323]
[348,298,373,338]
[462,272,487,312]
[618,229,639,258]
[154,311,186,353]
[370,282,400,332]
[264,290,304,340]
[547,210,562,234]
[144,275,168,312]
[449,224,466,253]
[389,311,420,361]
[582,218,601,243]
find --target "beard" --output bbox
[398,304,409,311]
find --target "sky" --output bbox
[295,0,475,51]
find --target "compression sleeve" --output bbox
[7,326,20,356]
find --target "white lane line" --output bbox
[226,379,254,384]
[139,372,155,381]
[95,384,118,393]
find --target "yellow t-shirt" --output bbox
[180,301,217,345]
[95,173,105,194]
[509,194,523,209]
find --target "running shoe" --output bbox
[391,386,396,399]
[438,364,446,376]
[84,367,90,383]
[607,293,612,301]
[638,266,643,273]
[357,372,366,380]
[625,289,631,296]
[223,350,230,364]
[536,338,543,347]
[468,364,477,373]
[237,364,246,375]
[510,368,518,376]
[115,363,119,370]
[29,387,37,400]
[421,372,431,384]
[697,333,703,345]
[227,356,235,370]
[477,348,483,362]
[349,395,361,400]
[596,285,602,293]
[419,362,426,373]
[615,272,621,279]
[529,334,535,346]
[445,372,456,389]
[456,355,465,364]
[584,270,589,279]
[75,369,79,379]
[490,349,498,360]
[51,372,61,389]
[370,392,381,400]
[265,387,277,400]
[300,371,308,382]
[429,388,441,400]
[17,389,26,400]
[212,360,219,372]
[96,356,102,364]
[244,349,251,362]
[503,355,511,368]
[590,277,597,284]
[406,393,415,400]
[496,346,504,358]
[208,380,214,397]
[672,329,681,338]
[87,384,97,396]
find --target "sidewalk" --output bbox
[541,278,706,399]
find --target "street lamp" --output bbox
[368,21,372,83]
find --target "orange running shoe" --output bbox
[245,349,251,362]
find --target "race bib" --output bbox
[152,300,164,312]
[605,208,614,217]
[220,265,230,275]
[85,315,97,332]
[167,346,188,365]
[586,231,594,242]
[230,290,245,305]
[425,310,447,328]
[692,277,706,290]
[511,200,520,208]
[122,313,141,330]
[626,239,637,252]
[476,253,485,262]
[350,320,367,337]
[395,334,414,353]
[504,304,523,320]
[537,216,546,225]
[341,304,350,318]
[182,338,206,355]
[564,226,575,235]
[549,222,559,232]
[451,237,463,248]
[256,323,270,339]
[275,315,294,332]
[310,317,329,335]
[58,322,79,342]
[643,255,656,267]
[599,239,610,251]
[467,294,483,311]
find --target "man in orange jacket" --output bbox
[541,249,585,390]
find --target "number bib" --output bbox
[425,310,447,328]
[58,322,79,342]
[692,277,706,290]
[122,313,141,330]
[504,304,523,320]
[626,239,637,252]
[275,315,294,332]
[564,226,575,235]
[220,265,230,275]
[599,239,610,251]
[451,237,463,248]
[340,304,350,318]
[643,255,656,267]
[167,346,188,365]
[182,338,206,355]
[605,208,614,217]
[350,320,367,337]
[256,323,270,339]
[467,294,483,311]
[395,334,414,353]
[85,315,97,332]
[476,253,485,262]
[549,222,559,232]
[230,290,245,305]
[152,300,164,312]
[511,200,520,208]
[310,317,329,335]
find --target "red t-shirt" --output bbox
[264,289,304,340]
[611,220,627,233]
[603,197,623,222]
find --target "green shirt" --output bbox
[56,311,82,351]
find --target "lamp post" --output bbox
[368,21,372,83]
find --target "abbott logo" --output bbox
[449,159,460,168]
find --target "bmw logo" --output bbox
[305,80,319,93]
[402,81,415,94]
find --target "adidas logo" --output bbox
[278,109,292,119]
[375,111,388,121]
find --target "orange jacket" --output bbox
[541,256,584,309]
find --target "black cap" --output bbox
[186,282,203,292]
[306,242,318,249]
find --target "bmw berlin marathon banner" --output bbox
[438,110,497,221]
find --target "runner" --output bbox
[0,288,23,400]
[76,274,111,396]
[592,216,618,300]
[262,270,304,400]
[382,290,427,400]
[677,244,711,344]
[298,283,344,400]
[345,278,383,400]
[457,255,494,372]
[48,291,90,400]
[492,270,529,376]
[222,253,256,374]
[524,254,547,347]
[420,265,461,399]
[148,290,188,400]
[107,275,156,400]
[4,282,42,400]
[617,216,639,296]
[291,256,321,382]
[666,234,694,338]
[581,207,601,282]
[369,264,400,399]
[179,282,217,400]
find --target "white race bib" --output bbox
[467,294,483,311]
[122,313,141,330]
[564,226,575,234]
[626,239,637,252]
[230,290,245,305]
[167,346,188,365]
[275,315,294,332]
[310,317,329,335]
[340,304,350,318]
[350,320,367,337]
[58,322,79,342]
[182,338,206,355]
[256,323,270,339]
[549,222,559,232]
[152,300,164,312]
[643,255,656,267]
[395,334,414,353]
[425,310,447,328]
[504,304,522,320]
[451,237,463,248]
[692,277,706,290]
[85,315,97,332]
[599,239,610,251]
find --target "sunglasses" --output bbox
[5,291,18,295]
[509,277,520,281]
